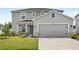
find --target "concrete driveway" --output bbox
[39,38,79,50]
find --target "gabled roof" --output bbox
[75,14,79,17]
[11,8,64,13]
[33,10,73,21]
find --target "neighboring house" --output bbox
[11,8,74,37]
[0,24,3,34]
[75,14,79,33]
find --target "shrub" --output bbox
[0,34,7,39]
[10,31,15,36]
[69,34,77,39]
[69,33,79,40]
[76,35,79,40]
[9,31,18,36]
[19,32,28,38]
[33,36,38,38]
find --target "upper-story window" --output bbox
[22,16,25,19]
[52,14,55,18]
[32,12,36,17]
[21,12,26,20]
[40,12,44,15]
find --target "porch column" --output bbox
[25,24,28,33]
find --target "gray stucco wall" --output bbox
[12,9,50,33]
[12,9,50,20]
[33,11,73,36]
[75,16,79,33]
[12,12,21,33]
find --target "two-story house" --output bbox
[11,8,74,37]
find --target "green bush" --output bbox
[19,32,28,38]
[9,31,19,36]
[19,35,26,38]
[33,36,38,38]
[76,35,79,40]
[0,34,7,39]
[69,33,79,40]
[69,34,77,39]
[9,31,18,36]
[19,32,25,35]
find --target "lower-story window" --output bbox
[73,26,76,29]
[22,26,25,32]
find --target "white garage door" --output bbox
[39,24,68,37]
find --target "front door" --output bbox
[28,25,33,36]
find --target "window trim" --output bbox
[40,12,44,15]
[52,13,55,18]
[22,16,25,19]
[21,12,26,20]
[32,12,36,17]
[22,26,25,32]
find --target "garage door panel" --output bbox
[39,24,68,37]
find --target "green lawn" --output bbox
[0,36,38,50]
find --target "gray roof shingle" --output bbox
[11,8,64,13]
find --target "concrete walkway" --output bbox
[39,38,79,50]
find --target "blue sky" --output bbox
[0,8,79,24]
[0,8,20,24]
[59,8,79,17]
